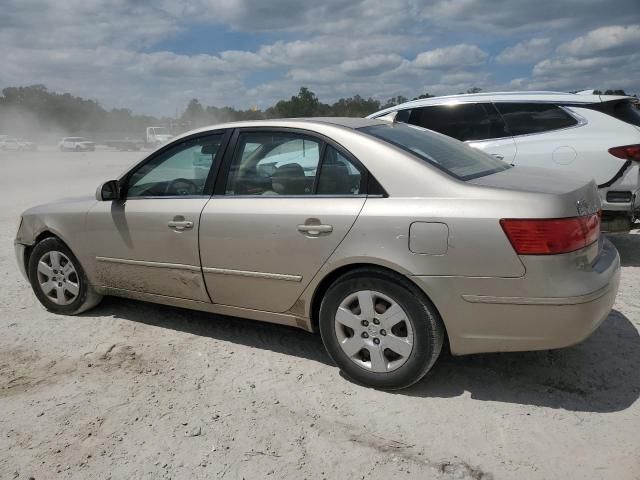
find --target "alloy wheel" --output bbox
[334,290,414,372]
[36,251,80,305]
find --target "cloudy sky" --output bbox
[1,0,639,116]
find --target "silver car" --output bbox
[15,118,620,389]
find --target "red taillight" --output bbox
[608,144,640,161]
[500,212,600,255]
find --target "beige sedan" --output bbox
[15,118,620,389]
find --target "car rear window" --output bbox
[612,101,640,126]
[580,100,640,127]
[359,122,511,181]
[494,103,578,136]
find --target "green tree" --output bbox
[412,92,434,100]
[381,96,409,109]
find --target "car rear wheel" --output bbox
[27,237,102,315]
[319,268,444,389]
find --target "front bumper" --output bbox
[14,242,28,281]
[413,237,621,355]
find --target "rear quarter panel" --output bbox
[512,107,640,185]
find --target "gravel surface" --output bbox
[1,147,639,480]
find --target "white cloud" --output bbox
[339,54,405,76]
[422,0,640,32]
[557,25,640,57]
[0,0,178,49]
[414,44,488,68]
[496,38,551,64]
[1,1,639,116]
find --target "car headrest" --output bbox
[271,163,307,195]
[201,143,219,155]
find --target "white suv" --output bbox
[58,137,96,152]
[368,91,640,231]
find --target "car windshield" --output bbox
[359,122,511,181]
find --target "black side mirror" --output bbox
[96,180,120,201]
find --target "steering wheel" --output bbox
[166,178,198,196]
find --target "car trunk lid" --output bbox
[470,165,601,219]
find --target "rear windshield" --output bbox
[359,122,511,181]
[584,100,640,127]
[612,101,640,127]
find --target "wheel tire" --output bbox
[319,268,444,390]
[27,237,102,315]
[75,145,81,152]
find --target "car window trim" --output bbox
[379,101,588,142]
[120,129,231,199]
[214,126,381,197]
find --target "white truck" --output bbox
[145,127,173,147]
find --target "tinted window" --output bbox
[494,103,577,136]
[405,103,509,141]
[581,100,640,127]
[127,134,223,197]
[612,101,640,126]
[226,132,320,196]
[317,146,363,195]
[360,123,510,181]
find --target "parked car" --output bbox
[15,118,620,389]
[368,91,640,231]
[58,137,95,152]
[17,138,37,151]
[0,137,28,151]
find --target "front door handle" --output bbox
[297,221,333,236]
[168,216,194,231]
[491,154,505,160]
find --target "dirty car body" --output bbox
[15,118,621,389]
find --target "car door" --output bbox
[86,131,228,301]
[400,103,517,163]
[199,129,367,313]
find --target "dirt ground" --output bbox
[1,147,639,480]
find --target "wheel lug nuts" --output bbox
[373,319,380,325]
[380,330,387,336]
[361,320,369,327]
[361,332,369,338]
[373,338,380,345]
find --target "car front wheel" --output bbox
[319,268,444,389]
[27,237,102,315]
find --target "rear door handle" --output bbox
[297,224,333,235]
[491,154,505,160]
[168,217,194,231]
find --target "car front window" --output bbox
[126,134,224,197]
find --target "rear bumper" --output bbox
[413,237,621,355]
[599,163,639,214]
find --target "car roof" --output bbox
[180,117,388,140]
[369,91,632,117]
